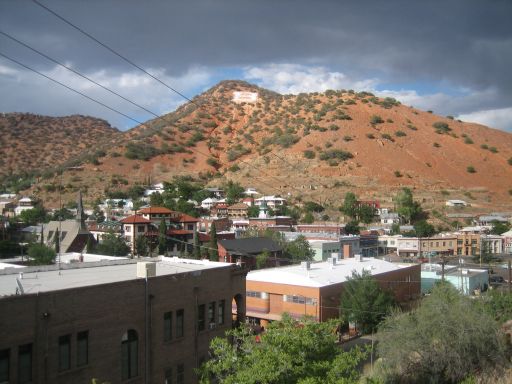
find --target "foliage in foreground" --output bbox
[199,314,368,384]
[376,283,508,383]
[340,270,396,334]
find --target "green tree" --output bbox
[303,201,324,213]
[256,249,270,269]
[208,223,218,261]
[91,205,105,223]
[199,314,368,384]
[395,188,423,224]
[344,220,360,235]
[339,270,395,334]
[390,222,400,235]
[302,211,314,224]
[358,204,376,224]
[27,243,56,265]
[482,290,512,324]
[247,205,260,218]
[413,220,436,237]
[50,208,74,221]
[193,230,201,259]
[490,220,511,235]
[285,235,314,262]
[473,241,500,265]
[19,206,47,225]
[376,283,507,383]
[225,181,245,204]
[135,236,149,257]
[158,220,167,255]
[341,192,358,220]
[95,232,130,256]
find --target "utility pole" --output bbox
[508,260,511,293]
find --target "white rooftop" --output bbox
[0,257,232,297]
[247,257,411,288]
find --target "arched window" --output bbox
[121,330,138,380]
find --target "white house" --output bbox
[144,182,165,196]
[254,196,286,208]
[14,197,35,216]
[380,212,400,225]
[445,200,468,207]
[201,197,218,209]
[502,230,512,254]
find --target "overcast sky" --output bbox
[1,0,511,132]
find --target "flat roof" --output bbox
[0,257,232,297]
[247,257,411,288]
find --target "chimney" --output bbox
[301,261,311,270]
[137,262,156,278]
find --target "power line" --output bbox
[30,0,336,209]
[0,29,161,119]
[31,0,198,107]
[0,51,145,126]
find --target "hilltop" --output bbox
[2,81,512,212]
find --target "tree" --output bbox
[482,290,512,324]
[285,235,314,262]
[19,206,47,225]
[225,181,245,204]
[91,205,105,223]
[50,208,74,221]
[135,235,149,257]
[208,223,218,261]
[490,220,511,235]
[394,188,423,224]
[247,205,260,218]
[158,220,167,255]
[390,223,400,235]
[473,240,500,265]
[339,271,395,334]
[358,204,376,224]
[376,283,507,383]
[198,314,368,384]
[341,192,358,220]
[256,249,270,269]
[303,201,324,213]
[302,211,314,224]
[193,230,201,259]
[413,220,436,237]
[95,232,130,256]
[27,243,56,265]
[344,220,360,235]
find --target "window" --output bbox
[283,295,317,305]
[0,349,9,383]
[77,331,89,367]
[18,343,32,384]
[176,309,184,338]
[58,334,71,371]
[218,300,225,325]
[164,312,172,341]
[121,330,138,380]
[197,304,205,331]
[246,291,263,298]
[208,302,216,326]
[164,368,172,384]
[137,225,145,232]
[176,364,184,384]
[125,225,132,231]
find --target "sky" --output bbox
[1,0,511,132]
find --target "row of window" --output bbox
[421,241,454,248]
[197,300,225,331]
[0,344,32,384]
[283,295,317,305]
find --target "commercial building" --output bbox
[421,263,489,295]
[246,256,420,327]
[0,257,246,384]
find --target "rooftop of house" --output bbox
[247,257,413,288]
[138,206,174,215]
[0,257,233,297]
[120,215,152,224]
[421,263,488,278]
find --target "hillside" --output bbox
[0,113,121,177]
[4,81,512,212]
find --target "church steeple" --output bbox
[76,190,86,230]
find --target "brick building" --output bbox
[245,256,420,327]
[0,257,246,384]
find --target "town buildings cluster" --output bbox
[0,187,511,383]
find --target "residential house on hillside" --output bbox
[88,220,123,242]
[217,237,284,269]
[380,212,400,225]
[296,224,345,236]
[246,257,420,328]
[478,215,509,226]
[0,200,15,217]
[200,197,218,209]
[119,215,153,254]
[227,203,249,219]
[502,230,512,254]
[138,206,199,231]
[254,196,286,209]
[14,197,34,216]
[445,199,468,207]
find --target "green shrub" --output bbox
[227,144,250,161]
[343,135,353,142]
[407,124,418,131]
[433,142,441,148]
[467,166,476,173]
[303,150,316,159]
[124,142,159,161]
[394,170,403,177]
[464,137,474,144]
[433,121,451,134]
[381,133,394,142]
[370,115,384,124]
[319,149,353,161]
[329,124,339,131]
[366,133,375,139]
[206,157,219,167]
[480,144,489,150]
[395,130,407,137]
[489,146,498,153]
[508,157,512,166]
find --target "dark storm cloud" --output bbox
[0,0,511,129]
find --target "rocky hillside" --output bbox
[4,81,512,211]
[0,113,121,177]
